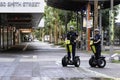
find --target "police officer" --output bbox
[66,26,78,61]
[94,29,101,59]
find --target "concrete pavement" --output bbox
[0,41,120,80]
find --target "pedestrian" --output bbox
[66,26,78,62]
[94,28,101,59]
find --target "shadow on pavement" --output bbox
[51,77,113,80]
[1,45,25,53]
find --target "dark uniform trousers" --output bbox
[95,45,101,59]
[67,43,76,60]
[66,31,78,61]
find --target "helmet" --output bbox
[94,28,99,32]
[70,26,74,29]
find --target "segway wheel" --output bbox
[97,58,106,68]
[62,56,68,67]
[89,57,96,67]
[74,56,80,67]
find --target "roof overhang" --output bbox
[46,0,120,11]
[6,13,43,29]
[0,0,45,29]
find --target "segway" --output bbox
[62,40,80,67]
[89,39,106,68]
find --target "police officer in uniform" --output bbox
[66,26,78,61]
[94,29,101,59]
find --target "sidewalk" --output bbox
[2,41,120,61]
[104,46,120,51]
[1,41,120,79]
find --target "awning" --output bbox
[46,0,120,11]
[0,0,45,29]
[6,13,43,29]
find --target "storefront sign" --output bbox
[0,0,45,13]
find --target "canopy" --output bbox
[46,0,120,11]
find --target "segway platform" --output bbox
[62,55,80,67]
[89,40,106,68]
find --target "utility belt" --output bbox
[65,40,76,45]
[65,40,70,45]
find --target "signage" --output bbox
[109,10,114,42]
[83,17,93,28]
[0,0,45,13]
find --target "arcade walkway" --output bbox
[0,0,45,51]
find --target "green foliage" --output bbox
[112,60,120,63]
[114,25,120,39]
[33,29,41,40]
[58,10,74,25]
[102,5,119,30]
[44,5,78,40]
[68,12,77,26]
[57,40,66,47]
[44,6,82,44]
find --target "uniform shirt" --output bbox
[94,34,101,46]
[67,31,78,44]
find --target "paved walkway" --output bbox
[0,41,120,80]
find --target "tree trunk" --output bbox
[42,28,45,42]
[54,11,58,44]
[54,23,58,44]
[59,25,62,41]
[94,0,98,29]
[49,27,52,43]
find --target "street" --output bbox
[0,41,120,80]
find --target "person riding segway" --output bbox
[94,29,101,59]
[89,29,106,68]
[62,26,80,67]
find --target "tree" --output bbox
[58,10,74,26]
[44,6,61,44]
[101,5,119,46]
[44,6,80,44]
[102,5,119,30]
[44,6,54,42]
[94,0,98,29]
